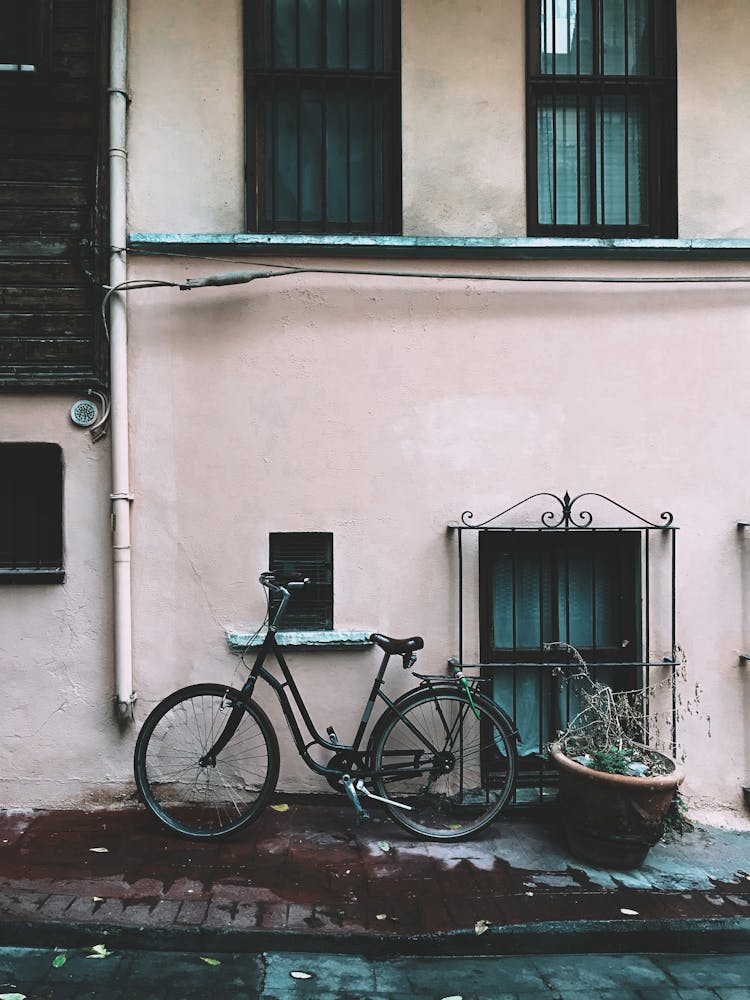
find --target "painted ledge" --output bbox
[129,233,750,261]
[226,629,373,651]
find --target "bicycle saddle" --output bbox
[369,633,424,655]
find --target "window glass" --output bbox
[247,0,400,233]
[0,444,63,582]
[269,532,333,629]
[0,0,41,72]
[529,0,675,236]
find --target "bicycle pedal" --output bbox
[355,779,413,812]
[341,773,370,825]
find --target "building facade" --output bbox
[2,0,750,822]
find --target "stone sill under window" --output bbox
[129,233,750,261]
[0,568,65,584]
[226,629,373,652]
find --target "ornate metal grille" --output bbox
[449,491,678,803]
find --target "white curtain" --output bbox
[537,0,650,228]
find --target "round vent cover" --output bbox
[70,398,99,428]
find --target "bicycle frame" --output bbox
[199,580,497,786]
[237,627,434,781]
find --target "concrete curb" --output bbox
[1,915,749,958]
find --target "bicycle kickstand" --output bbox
[340,774,370,825]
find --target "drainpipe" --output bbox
[109,0,135,721]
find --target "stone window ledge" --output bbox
[226,629,373,651]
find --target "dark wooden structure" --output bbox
[0,0,107,389]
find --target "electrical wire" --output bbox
[100,278,182,340]
[105,245,750,287]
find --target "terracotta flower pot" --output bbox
[549,742,685,870]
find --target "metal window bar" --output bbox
[448,491,678,805]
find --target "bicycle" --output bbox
[133,572,519,841]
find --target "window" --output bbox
[0,0,48,74]
[244,0,401,234]
[479,530,640,756]
[480,530,640,664]
[526,0,676,236]
[269,531,333,629]
[0,444,63,582]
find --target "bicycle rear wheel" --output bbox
[134,683,279,839]
[371,687,518,840]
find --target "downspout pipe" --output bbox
[109,0,135,722]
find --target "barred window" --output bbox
[244,0,401,234]
[269,531,333,629]
[0,443,64,582]
[526,0,677,236]
[479,529,641,758]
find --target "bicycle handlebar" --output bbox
[259,571,311,591]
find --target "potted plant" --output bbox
[547,643,685,870]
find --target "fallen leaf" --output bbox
[290,971,312,980]
[86,944,111,959]
[270,803,289,812]
[200,957,221,966]
[89,847,109,853]
[620,908,639,916]
[474,919,491,935]
[52,955,67,968]
[377,841,391,852]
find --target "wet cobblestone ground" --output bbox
[0,801,748,952]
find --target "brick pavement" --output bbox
[0,801,749,954]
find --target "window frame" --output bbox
[525,0,677,238]
[243,0,402,235]
[0,443,64,583]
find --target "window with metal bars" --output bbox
[526,0,676,236]
[244,0,401,234]
[0,0,47,74]
[479,529,641,757]
[269,531,333,629]
[0,443,64,582]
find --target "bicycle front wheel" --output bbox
[371,687,518,840]
[134,683,279,839]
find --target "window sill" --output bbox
[129,233,750,260]
[0,568,65,584]
[226,629,373,651]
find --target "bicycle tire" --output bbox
[370,686,518,840]
[134,683,279,839]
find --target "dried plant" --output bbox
[546,641,679,776]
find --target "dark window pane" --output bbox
[0,0,38,69]
[595,94,647,225]
[0,444,63,580]
[529,0,674,236]
[269,532,333,630]
[540,0,594,75]
[247,0,400,233]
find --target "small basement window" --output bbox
[0,443,64,582]
[269,531,333,629]
[0,0,48,73]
